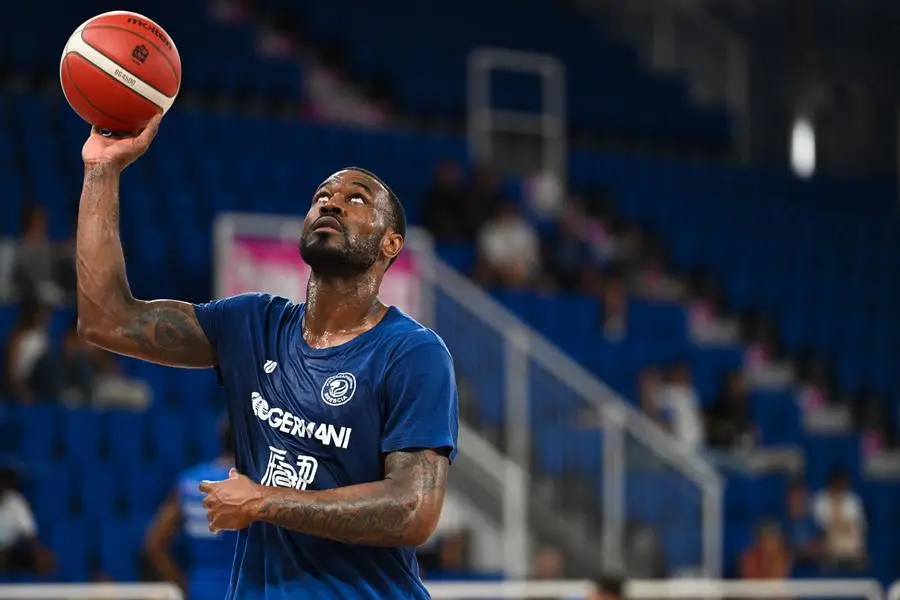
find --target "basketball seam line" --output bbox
[64,34,175,112]
[67,49,164,113]
[80,24,179,94]
[63,55,139,128]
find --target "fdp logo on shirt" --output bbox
[321,373,357,406]
[260,445,319,490]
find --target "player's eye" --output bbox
[349,195,365,205]
[313,193,329,204]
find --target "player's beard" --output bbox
[299,227,381,278]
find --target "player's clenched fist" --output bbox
[199,468,262,533]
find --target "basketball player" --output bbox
[78,115,458,599]
[144,419,236,600]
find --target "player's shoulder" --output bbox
[380,307,452,360]
[197,292,299,325]
[203,292,294,313]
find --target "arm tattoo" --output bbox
[77,164,214,367]
[118,301,213,367]
[253,449,450,547]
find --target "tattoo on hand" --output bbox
[255,449,449,546]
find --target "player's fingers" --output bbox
[202,496,213,509]
[198,480,214,494]
[138,112,163,143]
[228,468,239,479]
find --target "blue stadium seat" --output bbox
[149,412,189,471]
[98,517,145,580]
[77,463,118,520]
[63,409,102,466]
[104,410,146,467]
[50,519,90,582]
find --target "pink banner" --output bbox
[221,236,421,318]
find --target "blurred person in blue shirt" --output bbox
[783,481,824,573]
[144,420,236,600]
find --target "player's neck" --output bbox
[303,274,386,345]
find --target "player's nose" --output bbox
[319,201,343,217]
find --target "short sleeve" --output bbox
[193,294,275,382]
[8,492,37,541]
[381,335,459,462]
[193,293,270,351]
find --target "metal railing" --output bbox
[214,216,724,578]
[410,234,724,577]
[467,48,566,192]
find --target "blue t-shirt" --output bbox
[177,460,237,600]
[193,293,459,600]
[784,514,822,548]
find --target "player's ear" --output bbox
[382,231,403,263]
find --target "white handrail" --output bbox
[0,584,183,600]
[628,579,883,600]
[429,253,723,577]
[431,257,721,485]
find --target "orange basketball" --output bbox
[60,11,181,132]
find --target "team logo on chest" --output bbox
[321,373,357,406]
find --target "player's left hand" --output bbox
[199,468,262,533]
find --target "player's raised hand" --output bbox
[82,112,162,171]
[199,468,262,533]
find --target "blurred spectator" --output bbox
[422,160,467,242]
[13,205,66,306]
[637,367,668,431]
[658,361,703,449]
[739,520,791,579]
[467,166,506,233]
[783,481,824,570]
[688,272,739,344]
[633,237,684,301]
[529,545,567,600]
[796,355,834,412]
[531,545,565,580]
[812,469,866,568]
[742,313,776,369]
[590,575,624,600]
[4,301,60,403]
[542,207,592,292]
[853,390,893,455]
[60,319,95,405]
[611,224,645,271]
[0,467,54,576]
[436,530,473,578]
[705,370,755,451]
[599,266,627,341]
[475,202,540,288]
[145,420,235,600]
[90,350,151,410]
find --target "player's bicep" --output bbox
[82,299,215,368]
[384,448,450,535]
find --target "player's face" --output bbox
[299,170,389,276]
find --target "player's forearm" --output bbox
[76,165,213,366]
[250,480,438,547]
[76,164,136,333]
